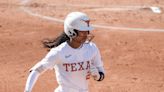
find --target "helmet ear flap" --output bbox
[68,28,78,38]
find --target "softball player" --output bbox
[24,12,105,92]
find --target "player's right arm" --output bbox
[24,48,60,92]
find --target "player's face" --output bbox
[73,31,90,44]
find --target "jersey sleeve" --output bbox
[91,43,104,67]
[25,48,61,92]
[30,48,61,72]
[42,48,61,69]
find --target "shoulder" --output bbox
[85,42,98,48]
[84,42,99,51]
[51,42,67,51]
[47,42,67,56]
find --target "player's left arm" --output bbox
[90,44,105,81]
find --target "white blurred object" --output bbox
[150,7,162,14]
[21,0,31,5]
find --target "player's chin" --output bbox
[78,38,87,44]
[81,39,87,44]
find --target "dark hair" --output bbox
[42,32,70,49]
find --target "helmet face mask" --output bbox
[64,12,94,39]
[85,33,94,43]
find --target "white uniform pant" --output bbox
[54,85,88,92]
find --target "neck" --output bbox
[67,40,82,49]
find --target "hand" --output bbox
[90,65,100,80]
[24,90,30,92]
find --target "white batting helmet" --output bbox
[64,12,94,38]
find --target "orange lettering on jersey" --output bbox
[78,62,84,71]
[71,63,77,72]
[63,63,70,72]
[86,61,90,70]
[63,61,91,72]
[86,71,91,80]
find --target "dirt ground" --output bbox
[0,0,164,92]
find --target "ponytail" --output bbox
[42,32,70,49]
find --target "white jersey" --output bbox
[37,42,103,92]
